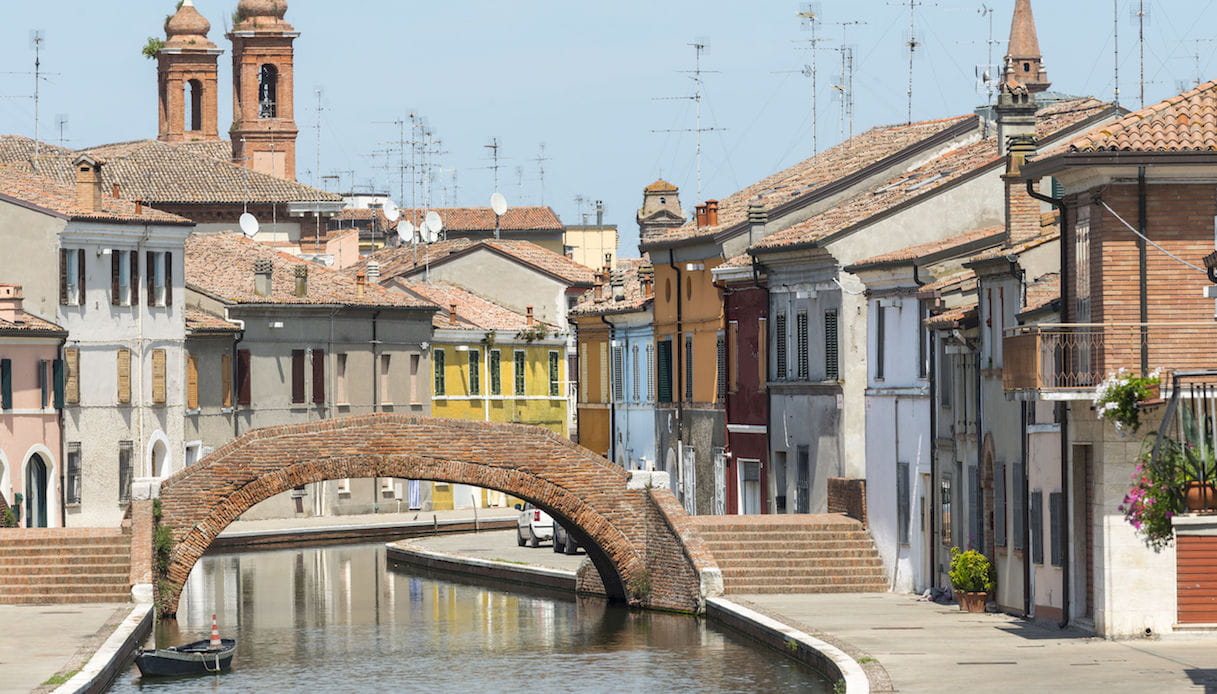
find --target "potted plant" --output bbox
[1093,368,1161,434]
[948,547,994,613]
[1177,404,1217,512]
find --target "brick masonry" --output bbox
[826,477,867,524]
[153,414,716,616]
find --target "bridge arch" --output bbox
[155,414,718,616]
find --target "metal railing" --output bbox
[1003,322,1217,393]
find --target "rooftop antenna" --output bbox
[954,4,999,136]
[795,4,831,156]
[312,87,324,188]
[1113,0,1120,108]
[30,30,44,161]
[483,137,505,192]
[374,117,408,208]
[889,0,936,125]
[514,165,525,201]
[1134,0,1148,108]
[534,142,550,205]
[55,113,68,146]
[652,39,724,201]
[827,21,865,142]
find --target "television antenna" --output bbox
[955,4,999,135]
[0,30,60,166]
[794,4,832,156]
[534,143,550,205]
[483,137,507,192]
[888,0,937,125]
[826,21,865,142]
[1134,0,1148,108]
[652,40,724,201]
[55,113,69,146]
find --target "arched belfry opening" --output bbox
[229,0,299,180]
[156,0,222,142]
[186,79,204,132]
[258,65,278,118]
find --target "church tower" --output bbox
[637,179,686,240]
[157,0,222,142]
[228,0,299,180]
[1005,0,1051,94]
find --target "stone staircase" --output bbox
[692,513,889,594]
[0,528,132,604]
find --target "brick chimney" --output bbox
[706,199,719,227]
[293,264,308,298]
[355,272,366,299]
[1004,134,1042,246]
[695,204,708,228]
[449,304,458,325]
[0,284,24,323]
[73,154,104,212]
[526,305,535,325]
[254,258,273,297]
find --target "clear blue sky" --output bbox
[0,1,1212,255]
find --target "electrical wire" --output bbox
[1096,198,1205,273]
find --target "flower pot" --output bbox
[1184,481,1217,512]
[957,590,989,613]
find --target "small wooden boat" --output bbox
[135,638,236,677]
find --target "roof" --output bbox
[640,114,976,248]
[332,206,564,234]
[569,257,654,318]
[645,179,678,193]
[0,287,64,336]
[355,238,596,287]
[186,232,434,309]
[398,281,550,331]
[925,303,978,330]
[0,139,341,205]
[185,307,240,334]
[966,227,1060,265]
[1007,0,1043,59]
[918,269,976,296]
[0,135,74,166]
[1068,79,1217,152]
[752,98,1107,253]
[846,225,1005,272]
[0,168,192,225]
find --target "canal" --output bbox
[108,542,830,692]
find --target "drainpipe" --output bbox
[1137,167,1149,376]
[371,309,382,514]
[223,309,246,440]
[668,249,685,451]
[1022,400,1031,618]
[601,314,617,465]
[1025,176,1071,629]
[57,332,67,528]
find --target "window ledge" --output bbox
[186,408,200,416]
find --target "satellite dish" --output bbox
[490,192,508,216]
[384,200,401,223]
[425,211,443,234]
[398,220,415,244]
[239,212,260,238]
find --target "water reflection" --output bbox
[110,543,828,693]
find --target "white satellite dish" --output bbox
[239,212,260,238]
[425,211,443,234]
[398,220,415,244]
[490,192,508,216]
[383,200,401,223]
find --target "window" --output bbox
[1030,490,1044,565]
[995,462,1007,548]
[940,344,953,408]
[185,353,199,409]
[145,251,171,307]
[291,349,306,403]
[66,444,81,505]
[1049,492,1064,567]
[60,248,85,306]
[0,358,10,410]
[409,354,421,403]
[116,348,132,404]
[969,465,982,553]
[237,349,252,406]
[796,312,809,381]
[716,333,726,402]
[612,345,624,402]
[578,343,588,402]
[514,351,526,395]
[221,353,233,408]
[796,445,810,513]
[118,442,133,503]
[824,310,839,381]
[111,250,139,307]
[1074,205,1092,322]
[897,462,910,545]
[918,300,929,378]
[433,349,445,396]
[151,349,166,405]
[336,478,351,494]
[380,354,391,403]
[874,304,886,380]
[468,349,480,396]
[656,339,673,403]
[684,333,693,401]
[775,313,787,380]
[632,345,640,403]
[548,351,560,396]
[490,349,502,395]
[258,64,278,118]
[312,349,325,404]
[727,322,739,393]
[336,353,348,404]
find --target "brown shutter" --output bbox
[111,253,120,306]
[186,352,199,409]
[146,251,155,305]
[77,249,86,304]
[291,349,305,403]
[237,349,251,406]
[59,249,68,305]
[312,349,325,404]
[117,348,131,404]
[130,250,140,307]
[165,251,173,307]
[221,353,233,408]
[151,348,166,404]
[65,347,80,404]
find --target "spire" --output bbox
[1004,0,1050,93]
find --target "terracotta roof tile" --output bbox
[354,238,595,287]
[185,307,240,333]
[0,135,74,166]
[925,303,978,330]
[186,232,433,309]
[846,225,1005,271]
[1069,80,1217,152]
[0,285,64,335]
[332,206,564,234]
[0,168,191,225]
[398,281,550,331]
[569,257,654,318]
[644,179,678,193]
[918,269,976,295]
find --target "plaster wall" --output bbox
[0,337,63,525]
[413,250,572,331]
[0,201,64,319]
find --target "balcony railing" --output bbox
[1003,323,1217,394]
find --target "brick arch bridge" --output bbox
[154,414,721,617]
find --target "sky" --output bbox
[0,1,1214,256]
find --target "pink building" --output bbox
[0,284,66,527]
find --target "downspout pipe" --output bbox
[601,314,617,466]
[224,309,246,440]
[1137,167,1149,376]
[668,250,685,435]
[1025,176,1072,629]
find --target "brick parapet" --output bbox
[129,500,154,585]
[827,478,868,525]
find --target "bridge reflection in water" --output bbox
[109,543,829,692]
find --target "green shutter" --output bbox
[656,340,673,403]
[53,359,65,409]
[0,358,11,410]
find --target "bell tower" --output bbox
[637,179,686,240]
[228,0,299,180]
[157,0,222,143]
[1005,0,1051,94]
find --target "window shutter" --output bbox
[116,348,132,404]
[715,334,726,402]
[897,462,910,545]
[1049,492,1064,567]
[796,312,809,380]
[65,348,79,404]
[38,359,48,408]
[147,251,155,305]
[469,349,480,396]
[0,358,11,410]
[312,349,325,404]
[1013,462,1026,551]
[549,351,560,396]
[612,345,624,402]
[969,465,982,553]
[775,314,787,380]
[291,349,306,403]
[111,253,120,306]
[490,349,501,395]
[825,310,839,381]
[53,358,65,409]
[77,249,86,303]
[757,318,767,389]
[684,333,693,401]
[151,348,166,404]
[130,250,140,306]
[727,322,738,393]
[165,252,173,306]
[995,462,1007,547]
[185,353,199,409]
[59,249,68,305]
[1030,490,1044,565]
[237,349,251,406]
[433,349,445,396]
[656,339,672,403]
[875,305,886,380]
[632,345,640,402]
[221,353,233,408]
[514,350,526,395]
[598,342,608,403]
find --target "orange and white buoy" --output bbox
[209,614,222,648]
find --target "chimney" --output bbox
[355,272,366,299]
[595,200,604,226]
[526,305,534,325]
[695,204,708,228]
[641,275,653,297]
[747,201,768,244]
[449,304,458,325]
[611,270,626,301]
[366,260,381,285]
[135,199,143,215]
[293,264,308,297]
[1004,134,1042,246]
[254,258,273,297]
[706,199,719,227]
[111,182,120,198]
[73,155,103,212]
[0,284,24,323]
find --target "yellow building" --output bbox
[399,281,569,510]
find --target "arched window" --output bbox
[186,79,203,131]
[258,64,278,118]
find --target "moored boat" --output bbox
[134,638,236,677]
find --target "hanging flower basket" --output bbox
[1094,369,1161,434]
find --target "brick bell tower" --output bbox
[157,0,223,142]
[228,0,299,180]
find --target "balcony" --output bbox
[1003,323,1217,396]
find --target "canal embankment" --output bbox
[211,508,516,550]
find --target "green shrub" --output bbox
[949,547,995,593]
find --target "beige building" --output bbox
[564,200,618,270]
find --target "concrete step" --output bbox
[0,551,129,565]
[0,570,130,586]
[723,581,889,594]
[711,547,881,560]
[0,561,129,575]
[700,540,876,553]
[0,535,129,549]
[697,529,873,541]
[715,557,885,571]
[0,590,132,605]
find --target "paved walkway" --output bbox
[0,603,129,694]
[407,527,587,573]
[219,507,517,536]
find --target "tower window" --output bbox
[187,79,203,131]
[259,64,278,118]
[1023,62,1030,72]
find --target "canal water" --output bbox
[109,542,830,692]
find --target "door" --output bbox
[740,460,761,515]
[680,445,697,515]
[772,451,788,513]
[713,447,726,516]
[25,455,48,528]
